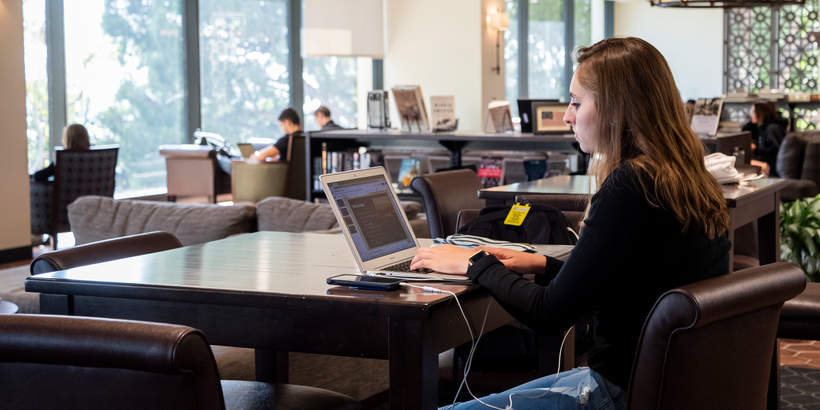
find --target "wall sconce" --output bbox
[487,8,510,75]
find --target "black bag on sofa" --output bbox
[457,203,576,245]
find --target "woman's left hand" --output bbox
[410,244,475,275]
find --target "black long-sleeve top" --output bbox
[466,164,731,390]
[742,120,786,177]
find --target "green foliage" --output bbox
[780,194,820,281]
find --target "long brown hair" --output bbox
[576,37,729,239]
[62,123,91,151]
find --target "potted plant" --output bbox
[780,194,820,281]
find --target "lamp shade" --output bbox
[490,12,509,31]
[302,0,384,58]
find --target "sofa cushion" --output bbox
[68,196,256,246]
[256,197,339,233]
[778,135,807,179]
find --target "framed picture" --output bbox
[532,102,571,133]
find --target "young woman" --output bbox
[31,123,91,182]
[741,101,787,177]
[410,37,731,409]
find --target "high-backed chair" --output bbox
[30,145,118,249]
[626,262,806,410]
[0,314,361,410]
[410,169,484,239]
[776,132,820,201]
[30,231,182,274]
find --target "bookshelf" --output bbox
[304,129,580,201]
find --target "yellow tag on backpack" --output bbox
[503,202,531,226]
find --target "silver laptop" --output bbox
[320,166,469,283]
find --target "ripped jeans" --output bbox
[440,367,626,410]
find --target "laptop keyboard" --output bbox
[382,260,432,273]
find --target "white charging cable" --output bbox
[400,282,502,410]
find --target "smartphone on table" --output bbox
[326,274,403,291]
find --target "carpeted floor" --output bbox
[781,366,820,409]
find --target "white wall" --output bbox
[614,1,723,101]
[384,0,505,131]
[0,0,30,253]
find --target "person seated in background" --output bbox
[251,108,304,161]
[31,123,91,182]
[741,101,787,176]
[313,105,343,130]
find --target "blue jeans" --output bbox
[440,367,626,410]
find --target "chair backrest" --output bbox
[284,133,307,200]
[30,231,182,274]
[232,160,289,203]
[0,314,224,410]
[714,131,752,165]
[627,262,806,410]
[410,169,485,239]
[53,145,118,232]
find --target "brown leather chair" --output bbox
[410,169,484,239]
[0,314,360,410]
[30,145,119,249]
[626,262,806,410]
[30,231,182,274]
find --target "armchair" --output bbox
[410,169,485,239]
[627,262,806,410]
[776,131,820,201]
[159,144,232,203]
[30,145,118,249]
[0,314,361,410]
[231,134,306,203]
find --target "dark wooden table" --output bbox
[479,175,789,270]
[25,232,570,409]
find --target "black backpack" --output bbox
[457,203,576,245]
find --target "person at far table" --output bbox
[251,108,304,161]
[741,101,787,176]
[410,37,731,410]
[31,123,91,182]
[314,105,343,131]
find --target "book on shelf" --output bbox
[392,85,430,132]
[691,97,723,136]
[312,146,375,192]
[477,156,504,188]
[484,100,513,133]
[397,158,421,187]
[430,96,457,132]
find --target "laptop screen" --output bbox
[327,175,415,262]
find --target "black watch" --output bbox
[468,250,491,267]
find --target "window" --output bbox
[505,0,599,115]
[199,0,289,145]
[302,56,366,131]
[23,0,49,174]
[64,0,185,196]
[504,0,519,115]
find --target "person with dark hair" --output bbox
[31,123,92,182]
[251,108,304,161]
[411,37,731,409]
[313,105,343,130]
[741,101,787,176]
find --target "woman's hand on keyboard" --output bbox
[410,244,473,275]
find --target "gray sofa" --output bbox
[3,194,427,401]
